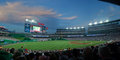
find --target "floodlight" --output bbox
[99,21,103,24]
[66,27,69,29]
[88,23,92,25]
[25,19,29,21]
[31,19,37,23]
[73,27,77,29]
[94,22,98,25]
[31,20,35,22]
[77,27,80,29]
[105,20,109,22]
[81,27,84,28]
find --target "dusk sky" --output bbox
[0,0,120,33]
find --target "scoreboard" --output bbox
[24,22,48,33]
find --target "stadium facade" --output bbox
[87,19,120,35]
[53,27,85,38]
[54,19,120,37]
[31,19,120,39]
[0,26,9,36]
[56,28,85,35]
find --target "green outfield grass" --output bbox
[3,40,106,50]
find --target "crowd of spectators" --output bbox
[0,41,120,60]
[65,35,120,41]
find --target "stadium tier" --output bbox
[56,28,85,35]
[0,26,9,36]
[88,19,120,35]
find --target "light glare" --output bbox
[81,27,84,28]
[73,27,76,29]
[31,20,35,22]
[77,27,80,29]
[88,23,92,25]
[25,19,29,21]
[66,27,69,29]
[94,22,97,24]
[105,20,109,22]
[99,21,103,23]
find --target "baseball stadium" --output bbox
[0,0,120,60]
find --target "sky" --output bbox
[0,0,120,33]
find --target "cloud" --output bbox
[0,2,57,24]
[57,14,62,16]
[61,16,78,20]
[0,2,78,33]
[0,2,77,23]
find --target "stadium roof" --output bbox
[100,0,120,6]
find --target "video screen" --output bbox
[32,26,41,32]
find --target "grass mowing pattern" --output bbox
[3,40,106,50]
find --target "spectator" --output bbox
[83,47,93,60]
[18,46,24,53]
[10,48,15,54]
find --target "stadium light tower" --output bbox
[88,23,92,26]
[94,22,98,25]
[31,19,37,23]
[99,21,103,24]
[73,27,77,29]
[105,19,109,22]
[31,19,35,22]
[25,19,29,22]
[66,27,69,29]
[77,27,80,29]
[25,19,37,23]
[81,26,84,28]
